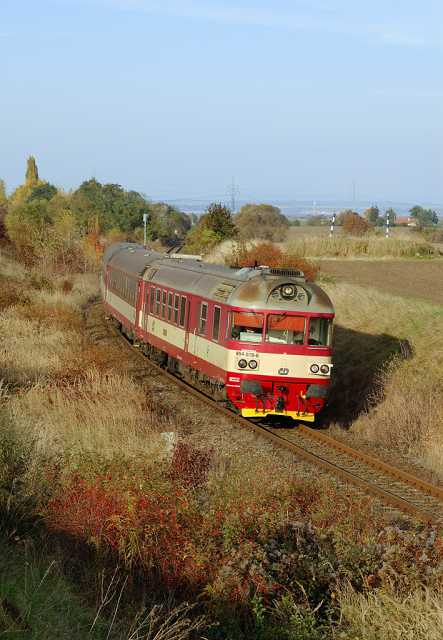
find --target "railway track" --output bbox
[88,302,443,525]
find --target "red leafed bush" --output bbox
[227,242,319,281]
[46,473,212,592]
[169,442,213,489]
[342,212,369,236]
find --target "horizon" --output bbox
[2,1,442,202]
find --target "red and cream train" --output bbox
[101,243,335,422]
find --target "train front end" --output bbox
[224,269,334,422]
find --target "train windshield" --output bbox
[266,314,306,344]
[308,317,333,346]
[230,312,264,342]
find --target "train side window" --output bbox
[174,295,180,324]
[168,293,173,321]
[155,289,161,315]
[150,287,155,314]
[162,291,167,318]
[199,302,208,335]
[212,306,221,341]
[179,296,187,327]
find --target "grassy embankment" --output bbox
[323,282,443,477]
[1,249,443,638]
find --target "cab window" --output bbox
[308,317,332,346]
[266,314,305,344]
[230,312,263,343]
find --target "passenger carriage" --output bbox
[101,243,335,422]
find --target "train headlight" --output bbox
[310,364,320,374]
[281,284,296,299]
[320,364,330,375]
[248,359,258,370]
[238,359,248,369]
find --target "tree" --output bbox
[184,202,237,254]
[364,206,380,226]
[409,205,438,227]
[27,183,58,202]
[336,209,358,226]
[25,156,39,185]
[5,199,53,259]
[235,203,290,241]
[9,156,46,206]
[0,179,6,206]
[149,202,191,244]
[0,180,6,241]
[202,203,237,238]
[341,211,369,236]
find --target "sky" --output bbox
[1,0,442,203]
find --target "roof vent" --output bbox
[269,268,305,278]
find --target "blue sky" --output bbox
[1,0,442,202]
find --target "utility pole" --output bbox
[385,209,390,239]
[228,177,239,213]
[143,213,148,248]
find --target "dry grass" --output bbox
[0,306,84,385]
[7,370,167,465]
[0,252,99,386]
[338,587,443,640]
[286,235,437,258]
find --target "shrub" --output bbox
[226,242,319,281]
[342,212,369,236]
[235,204,290,242]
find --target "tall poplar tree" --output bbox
[0,179,7,240]
[0,179,6,205]
[25,156,39,185]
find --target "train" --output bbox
[101,243,335,422]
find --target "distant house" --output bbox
[396,216,417,227]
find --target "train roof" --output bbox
[103,243,334,314]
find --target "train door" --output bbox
[135,279,144,336]
[182,296,192,353]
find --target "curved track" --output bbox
[88,303,443,524]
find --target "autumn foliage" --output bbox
[341,211,369,236]
[227,241,319,281]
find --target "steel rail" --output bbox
[92,306,443,524]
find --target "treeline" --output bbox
[306,205,439,230]
[184,202,292,253]
[0,157,191,270]
[2,157,440,269]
